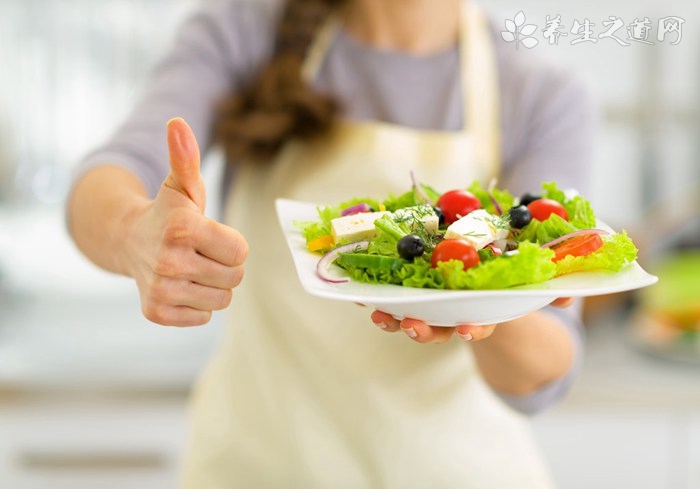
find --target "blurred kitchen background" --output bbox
[0,0,699,487]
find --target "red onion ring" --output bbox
[540,229,610,249]
[487,178,503,216]
[341,203,372,216]
[316,241,370,283]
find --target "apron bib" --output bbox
[183,2,555,487]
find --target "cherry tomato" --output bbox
[527,198,569,222]
[552,233,603,262]
[430,239,480,270]
[437,190,482,224]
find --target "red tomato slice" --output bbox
[430,239,480,270]
[552,233,604,262]
[527,198,569,222]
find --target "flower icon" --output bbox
[501,11,539,49]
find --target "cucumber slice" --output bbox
[337,253,408,270]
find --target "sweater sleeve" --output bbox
[499,54,597,197]
[72,0,277,198]
[493,42,597,415]
[493,301,586,415]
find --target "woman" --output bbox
[68,0,594,486]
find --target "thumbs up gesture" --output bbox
[123,118,248,326]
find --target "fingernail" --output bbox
[459,333,473,342]
[403,328,418,338]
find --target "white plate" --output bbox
[276,199,658,326]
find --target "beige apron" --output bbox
[183,2,555,487]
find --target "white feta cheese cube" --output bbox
[444,209,510,249]
[392,205,439,234]
[331,211,390,243]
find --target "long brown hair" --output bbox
[215,0,345,162]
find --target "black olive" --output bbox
[519,193,541,207]
[397,235,425,260]
[509,205,532,229]
[432,206,445,227]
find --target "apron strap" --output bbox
[461,1,502,179]
[301,16,341,83]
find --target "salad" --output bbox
[296,177,638,290]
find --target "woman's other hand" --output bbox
[370,310,493,343]
[119,118,248,326]
[369,297,574,344]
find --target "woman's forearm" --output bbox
[470,311,575,396]
[68,165,151,276]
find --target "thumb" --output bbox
[164,117,206,211]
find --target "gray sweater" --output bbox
[76,0,595,414]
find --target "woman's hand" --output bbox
[117,118,248,327]
[370,310,493,343]
[369,297,575,344]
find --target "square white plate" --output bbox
[276,198,658,326]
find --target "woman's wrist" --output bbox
[69,165,151,277]
[111,195,152,277]
[469,312,575,395]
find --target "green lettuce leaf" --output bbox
[554,231,638,276]
[341,257,446,288]
[467,180,515,215]
[437,242,556,289]
[382,184,440,211]
[367,215,410,257]
[344,266,405,286]
[517,214,577,244]
[400,260,447,289]
[541,181,596,229]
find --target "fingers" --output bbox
[455,323,497,342]
[141,276,233,327]
[551,297,575,308]
[164,117,206,211]
[370,311,454,343]
[370,310,499,344]
[142,209,246,328]
[143,304,212,327]
[400,318,455,344]
[187,253,244,289]
[192,218,249,267]
[371,310,401,332]
[159,278,232,311]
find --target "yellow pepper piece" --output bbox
[379,204,386,212]
[307,235,334,252]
